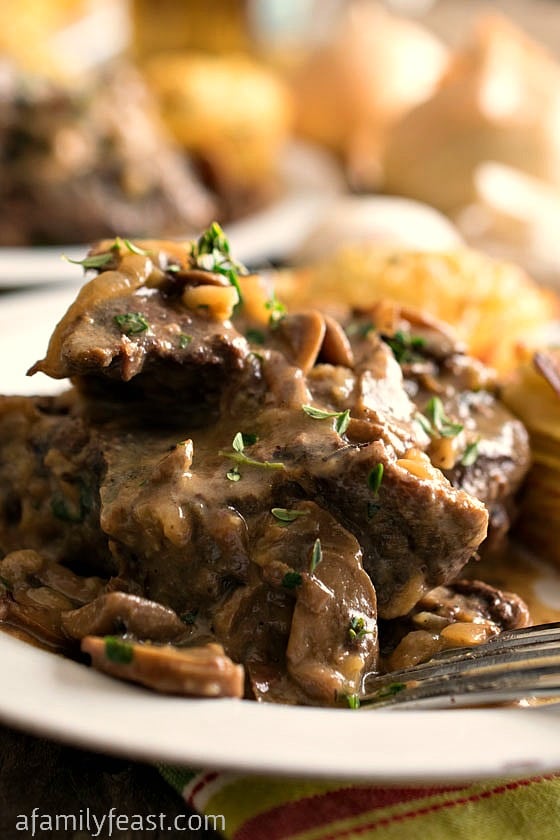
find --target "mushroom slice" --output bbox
[321,314,355,368]
[277,311,326,373]
[62,592,189,642]
[82,637,244,698]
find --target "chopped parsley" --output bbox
[367,463,384,496]
[190,222,247,304]
[416,396,463,439]
[104,636,134,664]
[309,538,322,573]
[114,312,150,336]
[271,508,309,523]
[348,616,373,643]
[282,572,302,589]
[382,330,426,364]
[178,333,193,349]
[301,404,351,436]
[461,439,480,467]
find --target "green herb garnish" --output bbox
[265,293,287,327]
[114,312,150,336]
[301,405,351,435]
[346,694,361,710]
[367,464,384,496]
[63,251,115,270]
[122,239,152,257]
[310,538,322,573]
[245,328,266,345]
[220,432,284,473]
[461,439,480,467]
[348,616,373,643]
[417,397,464,439]
[271,508,308,523]
[104,636,134,664]
[282,572,303,589]
[178,333,192,349]
[382,330,426,365]
[226,466,241,482]
[191,222,247,304]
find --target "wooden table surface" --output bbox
[0,724,221,839]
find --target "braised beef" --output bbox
[0,232,533,704]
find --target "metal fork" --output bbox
[360,622,560,710]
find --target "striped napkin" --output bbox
[160,767,560,839]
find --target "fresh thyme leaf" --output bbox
[302,404,351,435]
[335,409,351,435]
[114,312,150,335]
[346,694,360,710]
[271,508,309,523]
[265,294,287,327]
[348,615,373,643]
[190,222,247,304]
[309,538,322,573]
[181,609,199,626]
[167,263,181,273]
[245,328,266,345]
[178,333,192,349]
[382,330,426,364]
[241,432,258,447]
[367,463,384,496]
[221,435,284,471]
[461,439,480,467]
[282,572,302,589]
[122,239,152,257]
[414,411,434,436]
[226,466,241,482]
[63,251,114,269]
[425,397,463,439]
[104,636,134,664]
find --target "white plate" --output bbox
[0,142,343,288]
[2,286,560,782]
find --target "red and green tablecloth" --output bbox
[160,766,560,839]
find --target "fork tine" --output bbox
[360,623,560,710]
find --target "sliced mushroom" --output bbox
[82,637,244,698]
[321,314,355,368]
[276,311,326,373]
[62,592,189,642]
